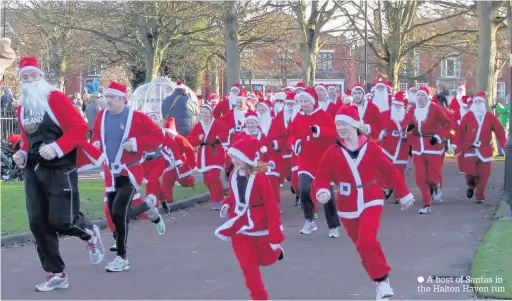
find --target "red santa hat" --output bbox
[208,93,218,101]
[327,84,337,91]
[256,100,272,112]
[408,86,418,92]
[227,136,267,167]
[344,89,352,96]
[335,105,363,129]
[295,81,306,89]
[473,91,487,103]
[392,91,407,106]
[18,56,44,75]
[266,88,273,95]
[285,91,296,103]
[237,90,247,100]
[201,104,214,113]
[7,133,20,145]
[231,83,241,93]
[373,77,387,88]
[314,84,328,95]
[175,79,185,89]
[274,91,286,102]
[351,84,365,95]
[297,87,318,104]
[244,111,259,123]
[461,95,471,108]
[164,118,178,133]
[104,81,127,97]
[415,86,430,99]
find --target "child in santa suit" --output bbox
[314,105,415,300]
[139,146,166,218]
[377,92,411,202]
[215,136,284,300]
[290,87,340,237]
[454,92,507,204]
[92,81,165,272]
[188,104,229,210]
[160,118,196,212]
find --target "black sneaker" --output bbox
[466,188,474,199]
[109,243,117,252]
[161,202,170,214]
[278,247,284,261]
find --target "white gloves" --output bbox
[39,144,58,160]
[317,191,331,204]
[12,151,26,166]
[220,204,230,218]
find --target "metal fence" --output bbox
[1,108,19,143]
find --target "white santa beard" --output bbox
[258,113,271,135]
[373,90,389,111]
[460,107,469,118]
[228,95,237,107]
[319,100,328,111]
[407,93,416,104]
[20,79,56,115]
[470,104,486,118]
[414,105,429,123]
[234,109,246,123]
[391,107,405,123]
[274,103,284,113]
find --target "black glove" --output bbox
[491,104,497,109]
[405,124,415,133]
[214,138,221,144]
[430,136,439,146]
[310,125,318,134]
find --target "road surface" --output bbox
[1,161,504,300]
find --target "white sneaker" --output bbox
[35,274,69,292]
[328,227,339,238]
[87,225,105,264]
[418,206,431,214]
[376,278,394,300]
[299,221,318,234]
[432,185,443,203]
[105,256,130,272]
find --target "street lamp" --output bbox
[503,0,512,220]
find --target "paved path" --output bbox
[79,169,205,183]
[1,161,504,300]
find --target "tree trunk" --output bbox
[476,2,492,95]
[144,52,160,83]
[303,28,319,86]
[487,22,500,107]
[210,60,219,96]
[224,1,241,91]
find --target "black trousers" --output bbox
[107,176,148,258]
[298,173,340,229]
[25,162,94,274]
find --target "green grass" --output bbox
[444,153,505,162]
[1,180,207,235]
[471,202,512,299]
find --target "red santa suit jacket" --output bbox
[188,119,229,172]
[215,172,284,249]
[353,100,383,140]
[455,111,506,162]
[160,129,191,177]
[222,108,249,145]
[290,107,338,178]
[377,111,410,165]
[213,97,234,119]
[92,107,164,192]
[449,96,462,124]
[314,137,413,219]
[274,110,295,160]
[265,117,289,177]
[17,91,105,172]
[319,101,340,118]
[404,101,452,156]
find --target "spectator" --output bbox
[492,95,510,156]
[85,92,101,141]
[435,85,449,108]
[1,87,13,110]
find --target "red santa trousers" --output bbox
[464,157,492,200]
[267,175,281,204]
[456,154,465,173]
[143,159,165,200]
[340,206,390,280]
[231,234,281,300]
[203,169,224,203]
[413,154,444,206]
[161,169,196,203]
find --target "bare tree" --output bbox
[335,0,476,89]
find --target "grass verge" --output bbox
[1,180,207,235]
[471,202,512,299]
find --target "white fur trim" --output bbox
[392,100,405,105]
[270,244,280,251]
[274,92,286,101]
[245,115,259,123]
[399,193,414,205]
[298,91,315,104]
[50,142,64,158]
[378,130,386,141]
[416,90,429,98]
[473,96,486,103]
[366,124,372,134]
[220,204,230,218]
[130,137,138,152]
[228,147,257,166]
[352,86,365,94]
[272,140,278,150]
[260,146,267,153]
[316,188,331,203]
[103,88,126,97]
[335,115,362,129]
[18,66,44,75]
[433,135,442,144]
[93,141,101,148]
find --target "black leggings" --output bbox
[299,173,340,229]
[107,176,138,258]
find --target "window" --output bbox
[317,52,334,70]
[444,84,458,95]
[441,56,461,78]
[88,59,103,77]
[418,83,429,87]
[497,82,506,99]
[399,83,408,91]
